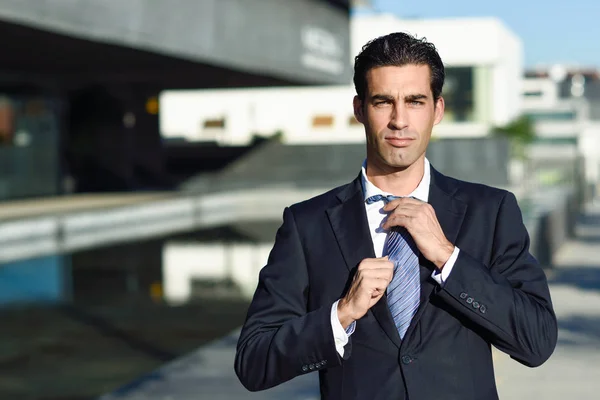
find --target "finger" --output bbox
[361,271,395,284]
[368,277,393,291]
[382,197,423,211]
[385,203,437,228]
[388,202,434,219]
[359,258,394,270]
[382,209,420,227]
[355,269,393,285]
[358,269,395,282]
[361,256,389,262]
[382,214,411,229]
[359,264,395,275]
[384,203,422,216]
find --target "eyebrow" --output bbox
[370,94,395,102]
[370,93,429,103]
[405,94,428,102]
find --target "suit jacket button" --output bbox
[401,355,412,365]
[466,297,474,304]
[302,365,308,372]
[480,304,487,314]
[472,301,480,309]
[460,292,468,299]
[309,363,315,371]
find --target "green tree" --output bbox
[492,115,536,159]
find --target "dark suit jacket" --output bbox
[235,166,558,400]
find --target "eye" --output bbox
[374,100,391,107]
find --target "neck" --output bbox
[366,155,425,196]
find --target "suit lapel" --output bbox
[427,167,467,245]
[327,175,402,348]
[403,167,468,344]
[326,175,375,271]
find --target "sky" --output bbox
[370,0,600,68]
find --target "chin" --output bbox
[383,158,413,170]
[385,152,414,166]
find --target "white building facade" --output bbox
[159,14,524,145]
[352,15,523,138]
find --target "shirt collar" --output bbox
[361,158,430,202]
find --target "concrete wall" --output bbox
[526,186,582,268]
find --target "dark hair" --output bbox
[353,32,445,102]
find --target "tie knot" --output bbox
[365,194,401,205]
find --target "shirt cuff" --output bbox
[431,246,460,286]
[331,300,356,357]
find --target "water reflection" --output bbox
[163,241,272,304]
[0,255,70,305]
[0,222,275,400]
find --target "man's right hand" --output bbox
[337,257,394,329]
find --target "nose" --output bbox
[388,103,408,131]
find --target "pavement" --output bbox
[100,200,600,400]
[494,200,600,398]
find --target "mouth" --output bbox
[384,137,414,148]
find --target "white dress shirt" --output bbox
[330,158,461,357]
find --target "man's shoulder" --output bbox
[441,172,513,204]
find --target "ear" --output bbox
[353,95,365,124]
[433,96,445,125]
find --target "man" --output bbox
[234,32,557,400]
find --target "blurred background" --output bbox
[0,0,598,399]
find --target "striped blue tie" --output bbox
[366,194,420,339]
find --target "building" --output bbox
[521,66,600,191]
[159,13,523,145]
[0,0,352,199]
[352,14,523,137]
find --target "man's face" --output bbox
[354,64,444,172]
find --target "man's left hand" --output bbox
[382,197,454,269]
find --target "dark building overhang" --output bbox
[0,0,351,89]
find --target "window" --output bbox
[0,94,61,200]
[443,67,474,122]
[312,115,334,127]
[203,118,226,129]
[524,91,543,97]
[526,111,576,122]
[532,137,577,145]
[0,96,14,145]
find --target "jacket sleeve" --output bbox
[435,191,558,367]
[234,206,342,391]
